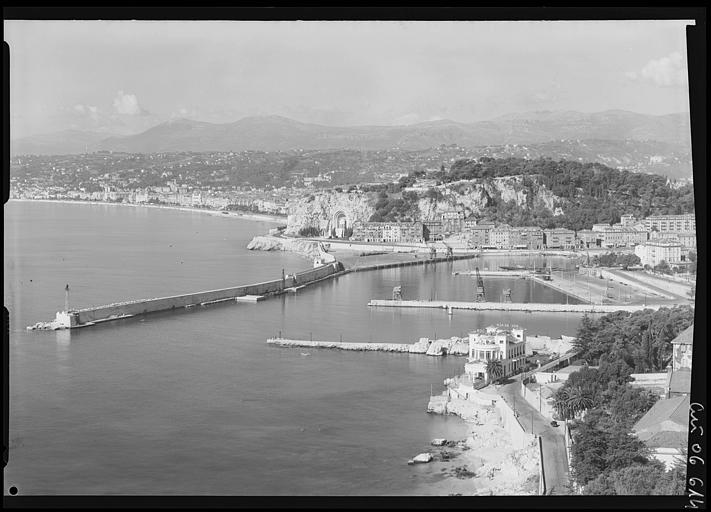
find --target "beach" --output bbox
[8,198,288,224]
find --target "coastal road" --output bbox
[498,379,570,495]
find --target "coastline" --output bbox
[7,198,288,224]
[413,394,540,496]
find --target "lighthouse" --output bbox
[64,284,70,312]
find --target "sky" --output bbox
[4,19,694,139]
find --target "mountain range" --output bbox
[12,109,691,158]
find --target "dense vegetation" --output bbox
[361,157,694,230]
[430,157,694,231]
[572,306,694,372]
[592,252,641,269]
[550,357,686,494]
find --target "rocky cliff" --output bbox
[286,176,561,233]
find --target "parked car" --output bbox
[550,420,559,427]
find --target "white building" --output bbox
[634,240,683,267]
[643,214,695,233]
[464,325,527,383]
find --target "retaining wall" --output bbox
[494,393,536,450]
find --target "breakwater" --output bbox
[367,299,662,314]
[29,262,343,330]
[266,336,469,356]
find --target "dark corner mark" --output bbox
[686,15,707,511]
[3,41,9,205]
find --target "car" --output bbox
[550,420,559,427]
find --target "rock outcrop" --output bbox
[246,235,321,258]
[285,176,562,234]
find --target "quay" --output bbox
[453,270,531,277]
[367,299,663,314]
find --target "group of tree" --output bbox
[551,357,686,494]
[592,252,641,269]
[426,157,694,231]
[368,191,419,222]
[571,306,694,372]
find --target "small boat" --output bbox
[300,352,311,357]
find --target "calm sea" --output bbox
[4,201,583,495]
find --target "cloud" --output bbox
[112,90,143,115]
[72,104,100,120]
[628,52,687,87]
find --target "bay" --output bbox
[4,201,583,495]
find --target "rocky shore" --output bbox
[246,235,322,259]
[414,395,540,495]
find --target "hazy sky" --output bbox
[5,19,694,138]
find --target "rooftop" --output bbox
[633,394,689,435]
[671,324,694,346]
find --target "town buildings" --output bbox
[643,213,696,233]
[634,240,683,267]
[464,325,528,383]
[543,228,576,249]
[350,221,425,243]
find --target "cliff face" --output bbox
[286,192,376,235]
[286,177,561,232]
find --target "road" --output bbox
[498,378,570,495]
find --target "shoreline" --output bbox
[7,198,288,224]
[414,394,540,496]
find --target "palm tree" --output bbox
[485,359,504,384]
[565,385,594,418]
[553,387,571,420]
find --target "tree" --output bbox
[654,260,671,274]
[485,359,504,384]
[565,385,595,418]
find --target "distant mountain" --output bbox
[10,130,114,156]
[12,110,691,157]
[96,110,691,153]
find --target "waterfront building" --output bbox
[351,221,425,243]
[649,230,697,250]
[510,227,544,250]
[543,228,576,249]
[422,220,443,241]
[440,210,465,234]
[466,225,491,248]
[643,213,696,233]
[464,325,527,383]
[634,240,683,267]
[593,226,648,248]
[489,225,512,248]
[576,229,599,248]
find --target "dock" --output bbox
[266,337,469,356]
[367,299,663,314]
[453,270,531,277]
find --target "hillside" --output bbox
[287,157,695,234]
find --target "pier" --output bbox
[367,299,662,314]
[29,251,482,331]
[266,336,469,356]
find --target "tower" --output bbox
[64,284,70,312]
[474,267,486,302]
